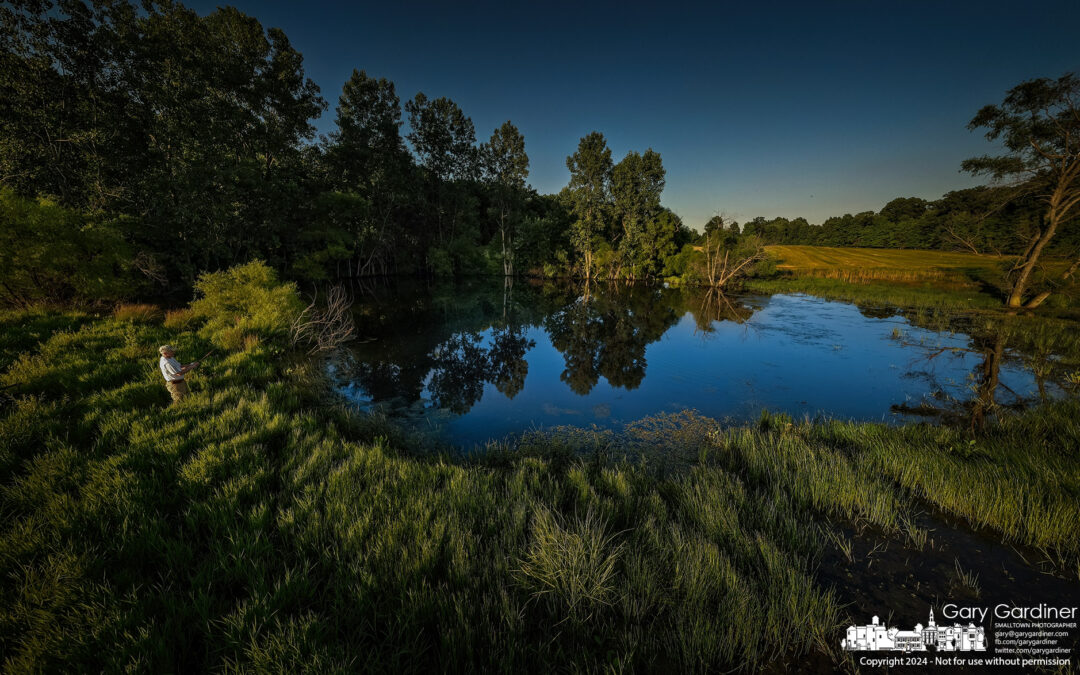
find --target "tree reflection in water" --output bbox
[427,326,536,413]
[544,285,682,394]
[890,313,1080,431]
[690,288,754,334]
[334,280,1079,429]
[335,281,756,413]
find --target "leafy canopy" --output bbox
[962,73,1080,186]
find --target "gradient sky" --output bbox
[189,0,1079,229]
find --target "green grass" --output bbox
[766,245,1012,278]
[744,276,1005,310]
[755,245,1078,312]
[1,308,1078,671]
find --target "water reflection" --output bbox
[428,326,535,413]
[892,314,1080,431]
[330,280,1079,445]
[545,286,681,394]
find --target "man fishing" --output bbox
[158,345,202,404]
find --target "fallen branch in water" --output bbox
[290,285,356,355]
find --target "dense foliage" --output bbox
[189,261,304,350]
[0,189,131,305]
[1,1,1077,303]
[735,188,1079,255]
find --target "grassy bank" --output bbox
[743,276,1004,310]
[766,245,1010,281]
[756,245,1077,313]
[1,309,1078,671]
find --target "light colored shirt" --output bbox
[159,356,184,382]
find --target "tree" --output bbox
[963,73,1080,308]
[322,69,410,277]
[880,197,929,223]
[565,132,613,279]
[482,121,529,276]
[0,1,326,289]
[0,188,131,305]
[701,231,766,289]
[405,93,478,249]
[611,149,665,278]
[328,69,406,189]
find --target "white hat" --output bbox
[158,345,175,355]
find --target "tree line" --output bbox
[726,188,1078,256]
[0,0,695,304]
[1,1,1077,308]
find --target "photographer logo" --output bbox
[841,609,987,652]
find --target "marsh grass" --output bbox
[516,507,625,623]
[112,303,163,323]
[953,558,981,597]
[1,308,1077,672]
[0,310,849,672]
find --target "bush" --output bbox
[427,247,454,278]
[189,261,304,350]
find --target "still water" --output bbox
[330,280,1072,446]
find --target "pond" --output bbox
[329,279,1077,447]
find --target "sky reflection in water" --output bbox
[331,281,1064,447]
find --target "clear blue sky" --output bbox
[189,0,1079,229]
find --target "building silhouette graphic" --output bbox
[841,608,987,652]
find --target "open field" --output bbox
[766,245,1010,285]
[755,245,1078,313]
[1,306,1079,671]
[768,245,1008,274]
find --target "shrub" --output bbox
[189,261,304,350]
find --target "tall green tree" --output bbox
[565,132,613,279]
[481,121,529,276]
[0,0,326,289]
[0,0,126,210]
[405,93,479,250]
[611,149,665,277]
[318,69,412,277]
[963,72,1080,308]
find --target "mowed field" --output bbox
[765,245,1006,284]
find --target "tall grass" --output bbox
[112,303,163,323]
[0,310,847,672]
[704,407,1080,559]
[1,308,1077,672]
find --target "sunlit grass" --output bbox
[1,308,1077,671]
[753,245,1078,312]
[766,245,1010,276]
